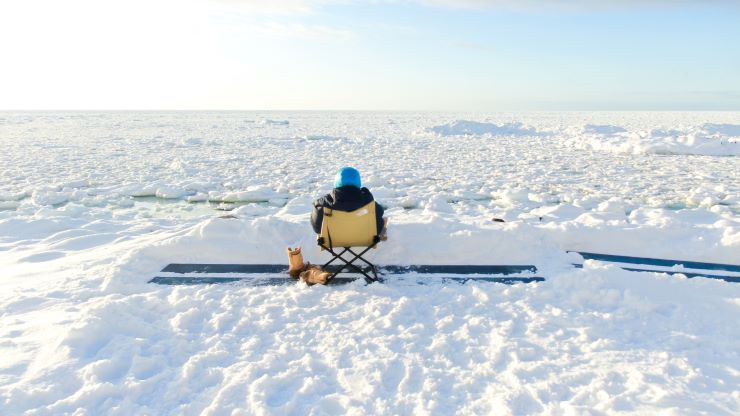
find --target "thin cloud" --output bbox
[250,21,354,40]
[213,0,339,15]
[415,0,739,11]
[212,1,738,14]
[211,1,354,40]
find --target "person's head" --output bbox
[334,167,361,189]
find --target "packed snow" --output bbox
[564,122,740,156]
[1,111,739,414]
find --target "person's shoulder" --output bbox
[314,192,334,207]
[359,187,376,202]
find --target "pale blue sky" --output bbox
[1,0,738,110]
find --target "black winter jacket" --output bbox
[311,186,385,234]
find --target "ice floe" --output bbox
[428,120,546,137]
[567,122,740,156]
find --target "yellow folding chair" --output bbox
[317,202,381,282]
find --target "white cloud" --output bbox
[415,0,738,11]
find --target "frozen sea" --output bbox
[1,111,739,415]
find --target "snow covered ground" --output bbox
[1,111,739,414]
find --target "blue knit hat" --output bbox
[334,167,361,189]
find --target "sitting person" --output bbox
[311,167,386,238]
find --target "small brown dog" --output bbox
[287,246,332,285]
[299,265,332,285]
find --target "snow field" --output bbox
[1,111,739,414]
[1,215,739,415]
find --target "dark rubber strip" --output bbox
[148,275,545,285]
[575,251,740,273]
[149,276,358,286]
[160,263,537,275]
[161,264,287,273]
[572,263,739,282]
[619,267,740,283]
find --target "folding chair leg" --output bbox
[322,247,349,270]
[333,246,379,283]
[320,246,360,282]
[319,243,379,283]
[344,247,377,281]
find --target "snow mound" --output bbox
[258,119,290,126]
[208,186,291,204]
[303,135,345,141]
[568,123,740,156]
[702,123,740,137]
[428,120,546,137]
[583,124,628,135]
[0,191,27,201]
[0,201,20,210]
[154,186,188,199]
[32,190,70,206]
